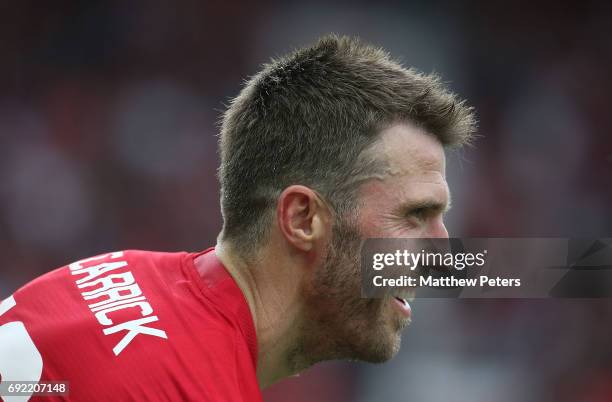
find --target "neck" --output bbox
[215,240,308,388]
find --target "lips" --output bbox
[394,296,408,306]
[392,296,412,318]
[394,288,416,303]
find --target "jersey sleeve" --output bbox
[0,250,262,402]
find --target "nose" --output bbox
[427,219,449,239]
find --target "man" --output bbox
[0,35,475,401]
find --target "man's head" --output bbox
[217,35,476,366]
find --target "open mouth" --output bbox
[394,288,416,304]
[394,296,408,306]
[392,296,412,318]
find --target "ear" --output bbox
[276,185,330,252]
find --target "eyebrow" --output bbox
[400,195,452,215]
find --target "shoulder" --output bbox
[0,249,261,400]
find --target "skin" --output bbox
[197,121,451,389]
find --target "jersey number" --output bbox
[0,296,43,402]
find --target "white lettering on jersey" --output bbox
[95,301,153,326]
[70,252,167,356]
[103,316,167,356]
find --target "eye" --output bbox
[407,207,428,221]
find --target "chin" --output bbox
[348,325,403,364]
[355,338,401,364]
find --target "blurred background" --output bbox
[1,1,611,401]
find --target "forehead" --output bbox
[372,121,446,176]
[356,122,449,213]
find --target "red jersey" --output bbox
[0,248,263,402]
